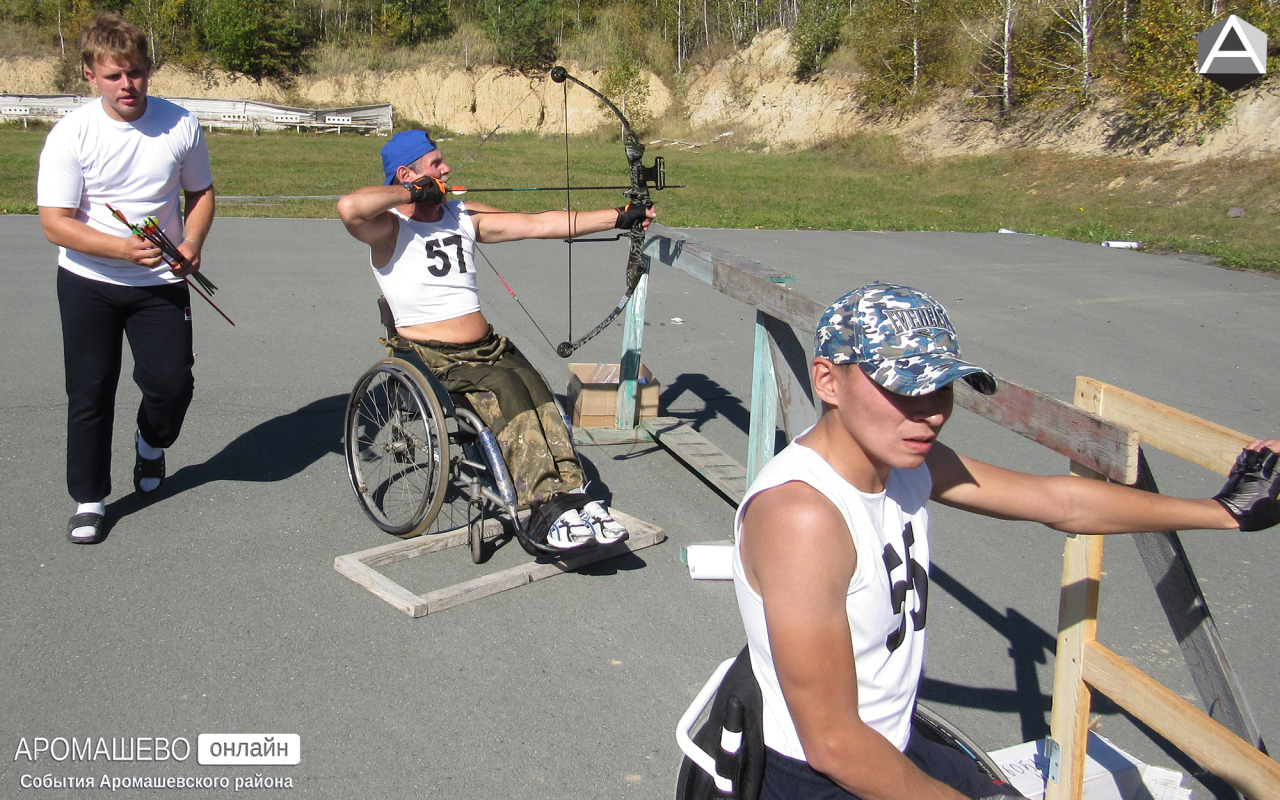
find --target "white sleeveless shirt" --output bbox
[733,438,932,759]
[372,203,481,326]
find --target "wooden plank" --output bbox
[1128,449,1266,750]
[421,567,532,615]
[572,426,654,446]
[1045,525,1104,800]
[1077,377,1253,477]
[350,518,505,569]
[1082,641,1280,799]
[955,377,1139,484]
[335,509,665,617]
[762,313,818,441]
[643,230,826,333]
[641,416,749,505]
[334,554,428,617]
[747,310,780,483]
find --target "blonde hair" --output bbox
[81,13,149,70]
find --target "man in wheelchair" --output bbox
[730,283,1279,799]
[337,129,655,550]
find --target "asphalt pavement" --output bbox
[2,215,1276,799]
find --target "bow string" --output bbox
[549,65,655,358]
[445,66,670,358]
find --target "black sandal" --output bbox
[134,450,166,494]
[67,512,105,544]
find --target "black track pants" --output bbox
[57,268,194,503]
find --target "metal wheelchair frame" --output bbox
[342,298,573,562]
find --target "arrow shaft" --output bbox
[451,184,683,194]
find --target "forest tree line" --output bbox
[1,0,1276,138]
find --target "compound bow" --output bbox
[548,65,664,358]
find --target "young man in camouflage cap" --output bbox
[731,283,1279,800]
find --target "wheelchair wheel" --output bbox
[911,703,1011,786]
[345,359,451,537]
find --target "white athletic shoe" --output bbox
[545,509,596,550]
[580,501,629,545]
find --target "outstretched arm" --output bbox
[927,439,1280,534]
[467,202,655,244]
[740,482,968,800]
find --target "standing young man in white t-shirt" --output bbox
[37,13,215,544]
[734,283,1279,799]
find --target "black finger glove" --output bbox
[403,176,446,205]
[615,203,649,230]
[1214,447,1280,532]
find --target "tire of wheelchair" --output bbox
[910,703,1010,787]
[344,358,452,538]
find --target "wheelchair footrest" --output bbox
[334,508,666,617]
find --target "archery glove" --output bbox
[403,176,446,205]
[1214,446,1280,531]
[615,204,649,230]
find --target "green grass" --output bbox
[4,126,1278,274]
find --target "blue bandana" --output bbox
[381,130,437,185]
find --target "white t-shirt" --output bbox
[37,96,213,287]
[372,204,481,326]
[733,438,932,760]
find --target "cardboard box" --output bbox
[568,363,660,428]
[988,732,1188,800]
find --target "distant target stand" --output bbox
[1198,14,1268,91]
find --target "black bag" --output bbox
[525,492,592,546]
[676,646,766,800]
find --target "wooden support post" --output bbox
[760,313,818,442]
[1077,377,1266,750]
[1046,464,1106,800]
[746,310,779,483]
[1129,451,1266,751]
[615,262,650,429]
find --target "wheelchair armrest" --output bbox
[377,296,397,340]
[676,657,738,794]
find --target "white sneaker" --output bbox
[545,509,596,550]
[580,501,629,545]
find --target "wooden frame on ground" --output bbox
[335,509,665,617]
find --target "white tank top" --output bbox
[733,438,932,759]
[372,203,481,326]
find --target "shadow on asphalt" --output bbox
[922,563,1058,743]
[660,372,751,435]
[103,395,346,529]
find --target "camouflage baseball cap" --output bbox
[814,283,997,397]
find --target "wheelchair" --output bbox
[675,648,1018,800]
[342,298,572,562]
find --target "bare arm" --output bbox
[336,185,411,265]
[741,482,967,800]
[39,206,163,267]
[926,441,1244,533]
[467,202,654,244]
[174,185,215,277]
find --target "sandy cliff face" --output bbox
[3,37,1277,162]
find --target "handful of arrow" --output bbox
[105,203,235,326]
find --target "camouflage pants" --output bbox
[391,328,582,508]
